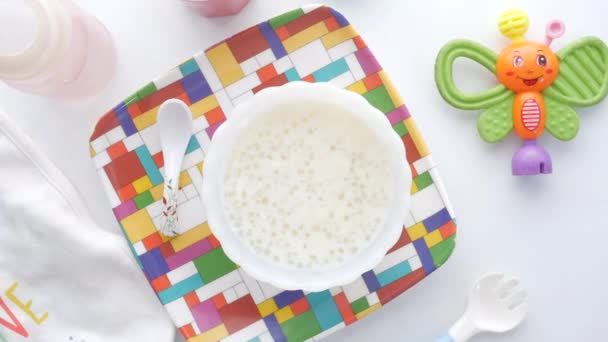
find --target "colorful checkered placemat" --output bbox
[89,5,456,342]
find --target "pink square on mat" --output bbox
[192,299,222,332]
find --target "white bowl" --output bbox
[202,82,411,291]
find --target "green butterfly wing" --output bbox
[435,40,513,110]
[477,94,514,143]
[543,37,608,107]
[436,40,514,142]
[545,96,580,141]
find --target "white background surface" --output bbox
[1,1,607,341]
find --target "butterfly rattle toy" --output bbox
[435,9,608,175]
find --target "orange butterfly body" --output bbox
[496,41,560,140]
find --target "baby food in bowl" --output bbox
[202,82,411,291]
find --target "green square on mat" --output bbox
[363,86,395,114]
[269,8,305,29]
[134,191,154,209]
[193,247,237,283]
[136,82,157,100]
[414,171,433,190]
[392,121,408,137]
[280,310,322,342]
[124,92,140,105]
[430,235,456,267]
[350,297,370,314]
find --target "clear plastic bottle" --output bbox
[182,0,250,17]
[0,0,116,99]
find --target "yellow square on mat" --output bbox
[206,43,244,87]
[150,183,164,201]
[283,21,329,53]
[347,80,367,94]
[321,25,358,48]
[274,306,294,323]
[134,106,159,131]
[120,209,157,243]
[190,96,219,119]
[407,222,427,241]
[170,223,211,252]
[179,171,192,187]
[257,299,279,317]
[132,175,153,194]
[355,303,381,320]
[404,118,430,157]
[188,324,228,342]
[424,229,443,248]
[411,181,419,194]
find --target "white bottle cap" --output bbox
[0,0,72,80]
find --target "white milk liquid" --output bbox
[223,103,393,270]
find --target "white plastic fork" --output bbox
[438,273,528,342]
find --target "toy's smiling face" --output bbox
[496,41,560,93]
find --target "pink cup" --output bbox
[182,0,251,17]
[0,0,116,100]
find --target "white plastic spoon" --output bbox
[438,273,528,342]
[158,99,193,236]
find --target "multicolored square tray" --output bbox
[89,5,457,342]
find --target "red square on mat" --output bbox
[179,324,196,339]
[159,242,175,258]
[205,107,225,126]
[151,275,171,292]
[117,184,137,202]
[257,64,278,83]
[290,297,310,315]
[253,74,288,94]
[363,73,382,91]
[302,75,315,83]
[275,26,290,40]
[284,6,332,35]
[354,36,366,49]
[324,17,340,31]
[175,92,192,106]
[184,291,200,308]
[226,26,270,63]
[218,295,261,333]
[138,81,186,113]
[152,152,164,168]
[387,228,412,254]
[439,221,456,239]
[107,141,127,159]
[402,134,422,164]
[208,235,221,248]
[127,103,142,118]
[377,268,425,304]
[212,293,227,309]
[104,151,147,190]
[333,292,356,325]
[143,233,163,250]
[91,109,120,140]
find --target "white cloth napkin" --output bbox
[0,110,175,342]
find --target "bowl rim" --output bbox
[201,82,411,291]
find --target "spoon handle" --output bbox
[161,176,179,236]
[439,315,479,342]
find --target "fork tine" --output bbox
[497,278,520,298]
[478,273,505,289]
[507,290,528,310]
